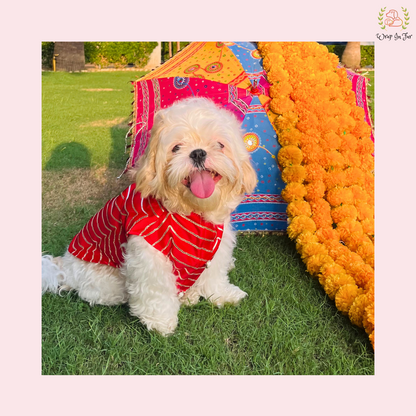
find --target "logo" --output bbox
[377,7,412,41]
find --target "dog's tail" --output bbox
[42,255,66,295]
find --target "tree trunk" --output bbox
[53,42,85,72]
[341,42,361,70]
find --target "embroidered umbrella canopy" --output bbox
[125,41,373,233]
[126,41,287,232]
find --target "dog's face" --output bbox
[133,97,257,223]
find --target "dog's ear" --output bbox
[241,157,257,195]
[134,145,156,198]
[133,111,166,197]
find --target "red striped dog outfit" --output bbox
[68,184,223,293]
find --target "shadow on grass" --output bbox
[44,122,129,173]
[45,142,91,170]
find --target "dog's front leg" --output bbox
[123,235,181,336]
[195,222,247,307]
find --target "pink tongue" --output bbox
[189,170,215,199]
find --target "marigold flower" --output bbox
[350,105,365,122]
[315,227,340,243]
[296,112,320,132]
[299,130,320,146]
[348,263,374,288]
[363,301,375,334]
[319,261,344,278]
[306,254,333,276]
[344,231,371,252]
[287,215,317,239]
[341,150,361,168]
[363,171,375,194]
[345,166,365,186]
[353,120,372,140]
[356,242,374,258]
[267,66,289,83]
[321,117,340,133]
[270,97,295,114]
[300,143,325,165]
[323,273,356,300]
[287,200,312,218]
[337,114,356,133]
[324,169,348,189]
[310,199,332,229]
[276,128,303,147]
[282,165,307,184]
[336,252,365,277]
[348,293,369,328]
[305,181,326,202]
[336,219,363,241]
[339,133,358,153]
[361,218,375,236]
[278,145,303,167]
[331,204,358,223]
[262,53,285,71]
[356,135,374,155]
[301,242,328,260]
[296,230,318,252]
[326,187,354,207]
[273,114,294,132]
[349,185,369,204]
[305,163,326,182]
[335,283,361,314]
[281,182,307,202]
[324,240,350,261]
[269,81,293,97]
[257,42,284,55]
[324,150,346,170]
[356,202,374,221]
[360,153,375,172]
[320,132,341,152]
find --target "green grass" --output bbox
[42,71,374,375]
[365,70,375,125]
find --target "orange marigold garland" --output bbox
[258,42,375,349]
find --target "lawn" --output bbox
[42,70,374,375]
[363,69,374,126]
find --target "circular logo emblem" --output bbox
[243,132,260,152]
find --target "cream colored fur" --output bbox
[42,97,257,336]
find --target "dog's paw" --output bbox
[140,315,178,337]
[179,288,201,306]
[209,284,247,308]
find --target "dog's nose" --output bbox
[189,149,207,167]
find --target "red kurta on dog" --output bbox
[68,184,224,292]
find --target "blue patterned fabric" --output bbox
[229,42,288,232]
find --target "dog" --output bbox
[42,97,257,336]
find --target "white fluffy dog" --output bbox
[42,97,257,336]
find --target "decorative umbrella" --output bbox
[125,42,373,233]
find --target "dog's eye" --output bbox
[218,142,224,149]
[172,145,180,153]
